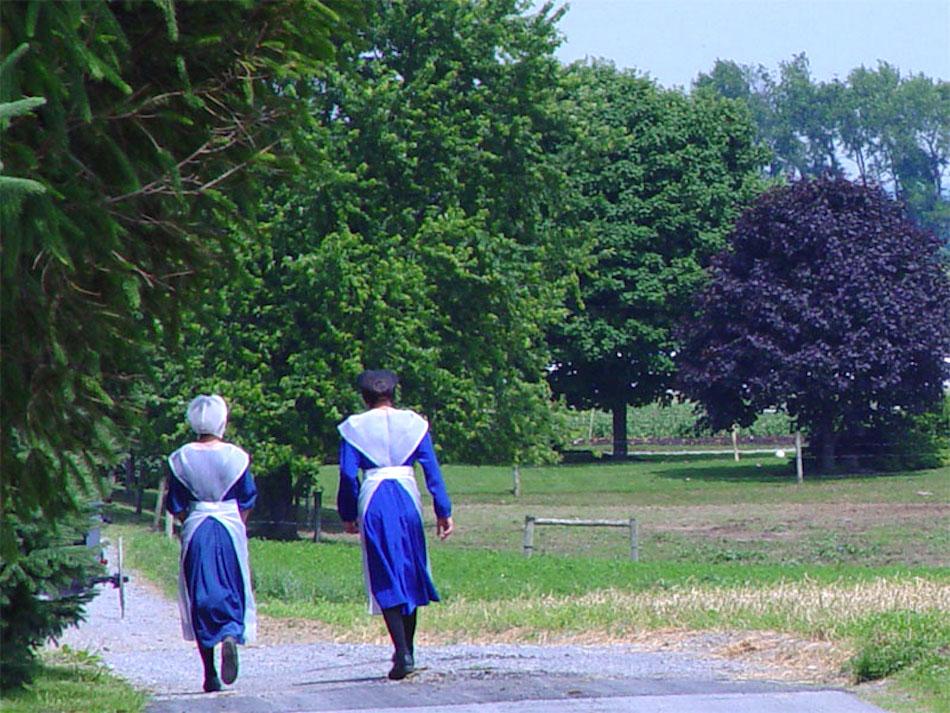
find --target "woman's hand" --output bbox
[343,520,359,535]
[436,516,454,540]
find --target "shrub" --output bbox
[835,394,950,472]
[848,610,950,683]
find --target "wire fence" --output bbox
[110,426,947,545]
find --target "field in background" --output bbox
[562,401,793,444]
[435,460,948,567]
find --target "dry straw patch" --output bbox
[429,576,949,633]
[421,577,949,682]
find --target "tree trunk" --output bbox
[611,401,628,459]
[257,463,298,540]
[819,428,838,473]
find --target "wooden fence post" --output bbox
[512,464,521,498]
[732,425,740,461]
[795,431,804,484]
[128,452,144,515]
[522,516,638,561]
[152,475,167,531]
[312,489,323,543]
[629,517,639,562]
[522,515,536,556]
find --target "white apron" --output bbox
[357,466,426,614]
[168,442,257,642]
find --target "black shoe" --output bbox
[388,652,415,680]
[203,676,222,693]
[221,636,239,685]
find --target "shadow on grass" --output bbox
[247,507,344,541]
[651,462,796,484]
[650,460,919,484]
[102,499,156,527]
[548,456,796,484]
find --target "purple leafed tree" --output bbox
[676,175,950,471]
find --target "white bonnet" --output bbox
[186,394,228,438]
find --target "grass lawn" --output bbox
[112,459,949,713]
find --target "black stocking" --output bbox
[199,643,217,680]
[382,606,409,657]
[403,609,417,655]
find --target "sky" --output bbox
[533,0,950,88]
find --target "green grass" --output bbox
[0,647,147,713]
[440,459,948,505]
[431,461,949,567]
[849,611,950,713]
[116,518,948,643]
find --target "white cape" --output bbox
[338,408,429,467]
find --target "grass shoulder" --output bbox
[0,647,147,713]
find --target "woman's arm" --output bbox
[415,433,453,538]
[337,439,361,531]
[166,473,192,520]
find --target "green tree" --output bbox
[694,55,950,241]
[141,0,579,496]
[547,61,766,456]
[693,59,783,178]
[0,0,358,684]
[773,54,843,176]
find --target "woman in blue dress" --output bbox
[167,394,257,693]
[338,370,454,680]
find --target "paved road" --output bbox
[56,570,888,713]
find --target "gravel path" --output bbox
[53,560,883,713]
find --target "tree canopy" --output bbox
[693,55,950,242]
[139,0,579,492]
[547,60,766,455]
[676,175,950,471]
[1,0,359,525]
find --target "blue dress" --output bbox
[167,468,257,647]
[338,430,451,615]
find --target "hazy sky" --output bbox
[535,0,950,88]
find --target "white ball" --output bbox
[775,449,786,458]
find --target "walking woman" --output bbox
[167,394,257,693]
[337,370,454,680]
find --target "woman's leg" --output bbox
[199,643,221,692]
[382,606,414,680]
[403,609,417,656]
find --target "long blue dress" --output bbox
[338,413,451,615]
[167,460,257,648]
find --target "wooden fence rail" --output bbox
[522,515,639,561]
